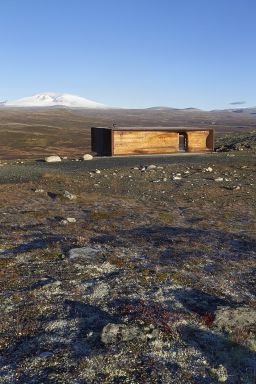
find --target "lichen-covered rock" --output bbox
[213,307,256,333]
[69,246,100,260]
[101,323,146,345]
[209,364,228,382]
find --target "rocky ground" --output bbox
[0,142,255,383]
[215,130,256,152]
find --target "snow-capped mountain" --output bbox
[4,92,108,108]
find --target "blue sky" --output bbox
[0,0,255,109]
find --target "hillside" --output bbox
[0,107,256,159]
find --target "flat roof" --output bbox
[92,126,214,132]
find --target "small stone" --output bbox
[214,177,223,182]
[66,217,76,223]
[95,169,101,174]
[63,191,77,200]
[147,164,157,170]
[163,178,167,182]
[34,188,44,193]
[173,176,182,180]
[45,155,62,163]
[83,154,93,160]
[39,352,53,358]
[205,167,213,172]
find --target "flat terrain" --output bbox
[0,107,256,159]
[0,146,255,383]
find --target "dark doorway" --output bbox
[179,134,186,152]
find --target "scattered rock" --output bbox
[83,154,93,160]
[214,177,224,182]
[205,167,213,172]
[69,246,101,260]
[66,217,76,223]
[63,191,77,200]
[147,164,157,170]
[173,176,182,180]
[45,155,62,163]
[34,188,44,193]
[101,323,146,345]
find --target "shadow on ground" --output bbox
[0,300,119,383]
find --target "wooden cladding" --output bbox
[186,131,213,153]
[113,130,179,155]
[91,127,214,156]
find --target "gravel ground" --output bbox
[0,152,254,183]
[0,149,255,383]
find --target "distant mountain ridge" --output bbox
[213,106,256,114]
[3,92,108,109]
[1,93,256,113]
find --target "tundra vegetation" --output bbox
[0,117,255,382]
